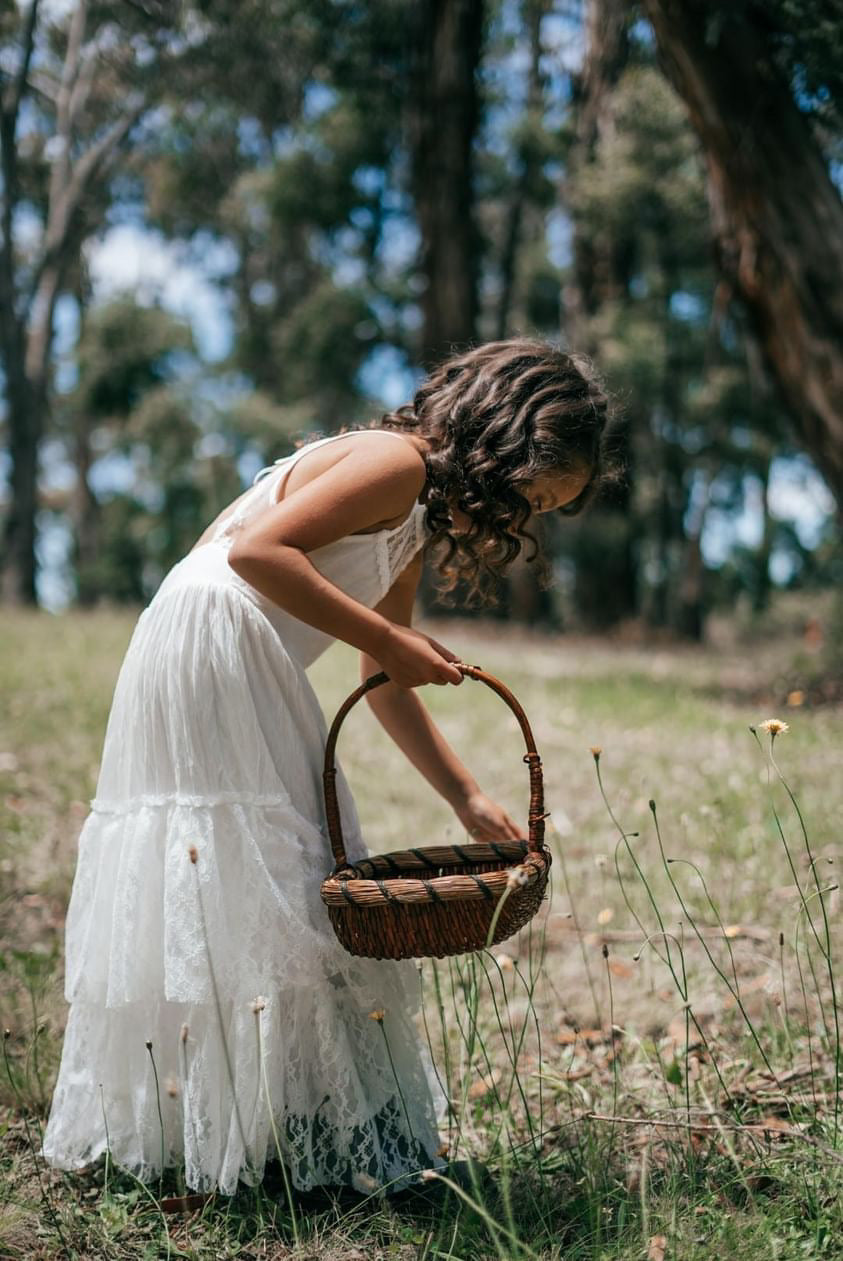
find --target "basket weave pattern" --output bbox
[320,664,553,960]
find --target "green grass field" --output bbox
[1,601,842,1259]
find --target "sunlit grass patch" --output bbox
[1,606,842,1259]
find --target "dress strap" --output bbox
[252,427,411,483]
[212,429,416,546]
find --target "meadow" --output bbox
[1,598,841,1260]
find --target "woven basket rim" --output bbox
[320,850,551,906]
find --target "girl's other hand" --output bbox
[377,624,464,688]
[454,789,526,842]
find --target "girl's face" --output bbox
[448,464,592,534]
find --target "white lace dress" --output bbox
[41,430,450,1196]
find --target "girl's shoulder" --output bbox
[281,428,427,514]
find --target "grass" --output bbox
[1,598,842,1259]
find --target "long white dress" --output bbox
[41,430,450,1196]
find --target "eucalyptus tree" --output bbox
[642,0,843,519]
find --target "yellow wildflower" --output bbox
[759,718,789,737]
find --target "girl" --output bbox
[41,336,611,1200]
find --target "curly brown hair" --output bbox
[371,336,621,606]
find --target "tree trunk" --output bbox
[406,0,484,368]
[0,375,41,605]
[562,0,637,630]
[642,0,843,517]
[496,0,549,339]
[70,419,103,606]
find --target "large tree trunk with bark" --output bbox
[406,0,483,369]
[642,0,843,518]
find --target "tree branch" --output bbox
[0,0,41,123]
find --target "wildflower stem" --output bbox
[769,739,840,1141]
[254,1008,300,1246]
[178,1028,201,1179]
[376,1017,417,1150]
[145,1040,167,1200]
[422,1170,539,1260]
[484,880,517,950]
[189,849,251,1174]
[430,958,456,1141]
[548,821,602,1025]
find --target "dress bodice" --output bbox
[151,430,430,667]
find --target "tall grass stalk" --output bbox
[483,879,519,951]
[188,844,252,1177]
[793,883,838,1117]
[420,1168,538,1261]
[474,951,534,1163]
[447,950,482,1164]
[2,1028,71,1258]
[178,1023,201,1180]
[547,822,602,1025]
[602,944,621,1171]
[373,1013,417,1150]
[252,1004,300,1246]
[145,1039,167,1201]
[760,727,841,1141]
[649,802,782,1084]
[99,1091,173,1259]
[428,957,457,1141]
[416,960,452,1130]
[592,750,675,979]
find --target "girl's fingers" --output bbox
[426,635,461,663]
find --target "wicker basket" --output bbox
[319,663,553,960]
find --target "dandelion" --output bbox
[368,1008,385,1022]
[251,996,266,1014]
[759,718,789,737]
[188,844,198,864]
[495,952,515,971]
[506,866,529,889]
[589,745,602,759]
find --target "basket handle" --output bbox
[322,663,547,872]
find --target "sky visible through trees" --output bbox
[1,0,840,627]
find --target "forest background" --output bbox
[0,0,842,650]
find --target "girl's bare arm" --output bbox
[226,434,461,688]
[360,554,525,841]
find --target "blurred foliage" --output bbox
[0,0,839,636]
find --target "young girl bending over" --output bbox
[42,335,612,1199]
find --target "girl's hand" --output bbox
[377,624,464,688]
[454,789,526,842]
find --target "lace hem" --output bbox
[41,988,449,1195]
